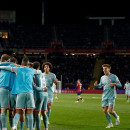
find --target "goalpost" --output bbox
[57,75,62,93]
[57,81,62,93]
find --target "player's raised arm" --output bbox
[0,62,12,66]
[94,81,98,86]
[0,66,17,73]
[94,79,103,88]
[13,63,21,67]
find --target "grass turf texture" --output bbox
[7,94,130,130]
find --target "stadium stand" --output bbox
[0,22,130,90]
[110,23,130,48]
[8,23,52,49]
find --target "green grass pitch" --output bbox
[7,94,130,130]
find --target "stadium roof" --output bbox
[0,0,129,24]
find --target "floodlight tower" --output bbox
[88,17,125,26]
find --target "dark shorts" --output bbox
[77,92,81,95]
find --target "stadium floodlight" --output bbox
[88,17,125,20]
[87,17,125,25]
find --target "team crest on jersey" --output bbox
[109,78,112,81]
[49,76,52,79]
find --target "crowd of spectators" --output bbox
[1,22,104,49]
[0,22,130,89]
[9,23,52,49]
[47,54,96,85]
[4,53,96,88]
[56,24,104,49]
[110,23,130,48]
[0,51,129,89]
[1,22,130,49]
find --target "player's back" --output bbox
[34,72,48,97]
[16,67,34,94]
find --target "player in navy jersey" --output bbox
[75,79,84,103]
[94,64,122,128]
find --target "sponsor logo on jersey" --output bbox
[109,78,112,81]
[49,76,52,79]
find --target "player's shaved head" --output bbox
[1,54,10,62]
[22,57,29,66]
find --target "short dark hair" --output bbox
[102,64,111,69]
[22,57,29,66]
[1,54,10,62]
[9,57,18,63]
[33,61,40,69]
[126,80,129,82]
[42,62,53,71]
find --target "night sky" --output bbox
[0,0,129,24]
